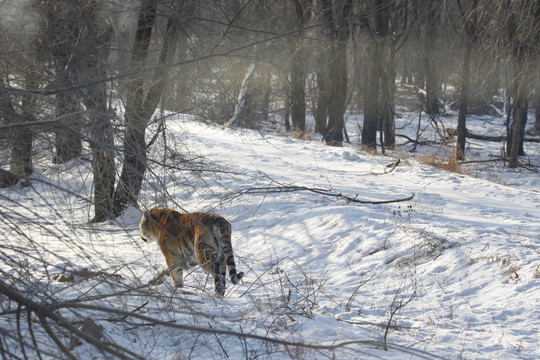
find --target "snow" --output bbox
[0,112,539,359]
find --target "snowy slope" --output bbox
[0,113,538,359]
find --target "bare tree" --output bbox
[39,0,86,164]
[455,0,480,160]
[315,0,354,146]
[79,2,116,223]
[112,0,180,215]
[289,0,311,137]
[422,0,443,117]
[501,0,539,167]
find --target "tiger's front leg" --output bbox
[148,264,169,285]
[168,262,184,288]
[162,250,184,288]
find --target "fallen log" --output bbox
[466,130,540,143]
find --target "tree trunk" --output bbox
[508,94,527,167]
[113,0,179,215]
[10,125,33,178]
[320,0,352,146]
[82,10,115,223]
[326,37,348,145]
[362,40,380,150]
[54,91,82,164]
[290,44,307,136]
[380,50,396,148]
[113,0,158,213]
[314,57,329,136]
[45,1,83,164]
[423,0,441,116]
[1,74,33,185]
[506,4,528,168]
[7,74,34,178]
[456,0,478,161]
[456,44,472,160]
[378,0,395,149]
[290,0,310,137]
[535,66,540,132]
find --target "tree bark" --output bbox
[320,0,353,146]
[380,49,396,148]
[44,1,84,164]
[423,0,442,116]
[362,39,380,151]
[113,0,179,215]
[54,91,82,164]
[535,66,540,132]
[81,8,115,223]
[3,74,34,178]
[314,53,329,136]
[456,0,478,161]
[326,37,348,145]
[506,4,528,168]
[378,0,395,149]
[289,0,310,137]
[113,0,158,213]
[290,44,307,135]
[456,42,472,160]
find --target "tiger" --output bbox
[139,208,244,296]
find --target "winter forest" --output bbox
[0,0,539,359]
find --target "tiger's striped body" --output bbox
[139,208,243,296]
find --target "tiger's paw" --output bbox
[231,272,244,285]
[214,278,225,297]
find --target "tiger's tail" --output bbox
[216,218,244,284]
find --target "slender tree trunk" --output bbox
[113,0,158,213]
[322,0,352,146]
[290,44,307,136]
[509,91,527,167]
[82,11,115,223]
[326,37,348,145]
[314,57,329,135]
[11,76,35,177]
[456,43,472,160]
[362,40,380,150]
[113,0,179,214]
[506,4,528,168]
[535,66,540,132]
[7,73,35,178]
[45,1,83,164]
[423,0,441,116]
[456,0,479,161]
[54,91,81,164]
[290,0,310,137]
[380,50,396,148]
[378,1,395,149]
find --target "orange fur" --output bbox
[139,208,243,296]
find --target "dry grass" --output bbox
[417,148,465,174]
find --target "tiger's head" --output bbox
[139,210,159,244]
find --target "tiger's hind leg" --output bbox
[219,219,244,284]
[196,235,226,296]
[213,259,227,296]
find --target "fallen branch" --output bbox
[228,185,415,205]
[466,130,540,143]
[396,133,429,146]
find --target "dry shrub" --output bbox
[417,148,464,173]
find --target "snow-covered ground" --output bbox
[1,111,539,359]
